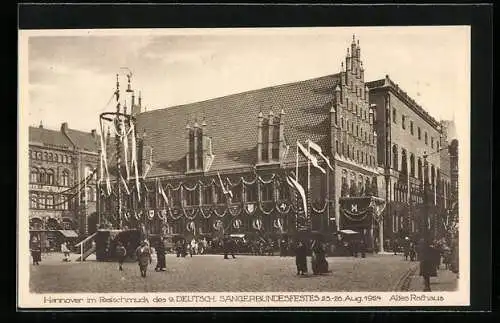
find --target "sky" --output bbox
[21,27,469,138]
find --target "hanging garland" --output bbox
[183,182,199,191]
[213,205,228,218]
[227,203,243,217]
[275,201,292,215]
[199,206,213,219]
[168,207,183,220]
[341,208,371,222]
[258,173,275,184]
[182,206,198,220]
[312,199,328,214]
[258,201,274,215]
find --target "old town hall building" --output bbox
[99,36,381,240]
[29,122,99,249]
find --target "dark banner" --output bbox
[339,197,373,230]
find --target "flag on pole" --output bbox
[217,171,233,199]
[286,175,308,218]
[130,123,141,201]
[297,140,326,174]
[121,117,131,180]
[307,139,333,171]
[204,137,215,172]
[120,174,130,195]
[142,146,153,179]
[157,178,169,205]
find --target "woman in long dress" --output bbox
[135,240,153,278]
[294,241,308,275]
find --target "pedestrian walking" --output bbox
[223,235,236,259]
[418,238,437,292]
[115,241,127,271]
[135,240,152,278]
[30,236,41,265]
[155,237,166,272]
[61,241,71,262]
[311,239,329,275]
[294,240,308,275]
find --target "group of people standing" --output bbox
[294,239,330,276]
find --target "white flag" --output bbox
[286,175,308,218]
[297,141,326,174]
[205,137,215,172]
[217,171,233,199]
[120,174,130,195]
[130,124,140,201]
[158,179,169,205]
[121,117,130,180]
[307,139,333,171]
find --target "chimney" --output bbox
[257,110,264,163]
[91,129,96,138]
[39,121,43,128]
[61,122,68,134]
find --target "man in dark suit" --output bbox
[223,235,236,259]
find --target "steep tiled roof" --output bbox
[136,74,340,178]
[29,126,72,149]
[65,128,100,153]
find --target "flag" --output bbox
[121,117,130,180]
[297,140,326,174]
[205,137,215,172]
[142,146,153,179]
[130,124,140,201]
[157,178,169,205]
[120,174,130,195]
[307,139,333,171]
[286,175,307,218]
[217,171,233,199]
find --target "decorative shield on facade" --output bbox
[148,210,155,220]
[252,218,263,231]
[273,218,284,231]
[186,221,196,232]
[213,219,224,231]
[162,223,171,236]
[245,203,256,215]
[276,201,291,214]
[233,218,243,229]
[228,204,242,216]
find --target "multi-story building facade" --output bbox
[367,76,453,242]
[99,36,381,243]
[29,122,99,249]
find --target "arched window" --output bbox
[57,154,62,163]
[31,150,36,159]
[46,169,55,185]
[68,156,72,164]
[43,152,47,161]
[49,153,53,161]
[62,170,70,187]
[39,169,46,184]
[410,154,416,177]
[30,193,38,208]
[392,145,398,171]
[30,168,39,183]
[37,152,42,160]
[401,149,408,174]
[342,143,345,155]
[417,158,422,180]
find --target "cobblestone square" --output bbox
[30,253,416,293]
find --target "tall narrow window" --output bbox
[261,183,274,201]
[418,127,421,140]
[30,168,38,183]
[203,186,213,205]
[47,169,54,185]
[39,169,46,184]
[272,123,280,160]
[31,193,38,208]
[188,130,195,170]
[246,183,257,202]
[431,137,434,149]
[402,115,406,129]
[410,121,414,135]
[392,145,398,171]
[261,122,269,161]
[62,170,69,187]
[196,129,203,169]
[417,158,423,180]
[392,108,397,123]
[425,132,428,145]
[410,153,415,177]
[401,149,408,175]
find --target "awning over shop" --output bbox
[58,230,79,238]
[339,229,359,235]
